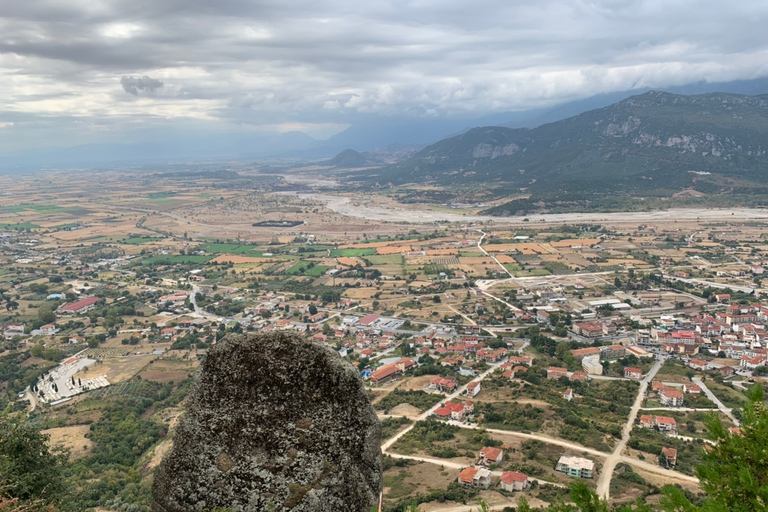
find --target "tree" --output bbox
[691,385,768,511]
[36,306,55,325]
[0,415,68,504]
[308,304,318,315]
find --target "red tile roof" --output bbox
[500,471,528,484]
[58,296,100,312]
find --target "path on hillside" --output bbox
[596,359,662,498]
[692,377,739,425]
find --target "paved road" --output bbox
[596,359,662,499]
[692,377,740,425]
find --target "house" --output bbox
[478,446,504,466]
[508,355,534,365]
[741,355,766,370]
[434,401,474,421]
[457,467,492,489]
[68,335,85,345]
[466,381,481,397]
[688,359,709,371]
[563,387,573,401]
[536,310,550,323]
[624,367,643,379]
[716,365,734,378]
[57,296,101,315]
[555,456,594,478]
[660,389,685,407]
[430,376,458,392]
[655,416,677,433]
[638,415,656,429]
[661,447,677,468]
[499,471,530,492]
[715,294,730,303]
[570,371,589,382]
[547,367,568,379]
[161,327,177,338]
[683,383,701,395]
[38,324,57,335]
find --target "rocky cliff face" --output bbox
[152,332,382,512]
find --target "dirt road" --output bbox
[596,359,662,498]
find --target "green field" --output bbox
[0,204,77,214]
[367,254,404,265]
[330,248,377,257]
[0,222,40,229]
[285,263,332,276]
[200,243,261,255]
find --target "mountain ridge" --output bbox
[359,91,768,212]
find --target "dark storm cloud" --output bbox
[0,0,767,143]
[121,75,164,95]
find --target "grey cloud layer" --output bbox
[121,75,164,95]
[0,0,767,139]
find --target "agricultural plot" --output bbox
[330,248,378,257]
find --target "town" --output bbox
[1,167,766,510]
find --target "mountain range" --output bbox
[356,91,768,213]
[4,77,768,171]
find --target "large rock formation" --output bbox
[152,331,382,512]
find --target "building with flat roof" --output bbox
[555,456,594,478]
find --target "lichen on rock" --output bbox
[151,331,382,512]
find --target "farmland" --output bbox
[1,166,768,511]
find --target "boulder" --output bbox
[152,331,381,512]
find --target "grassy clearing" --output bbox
[285,262,332,276]
[0,222,40,229]
[200,243,260,254]
[374,389,444,413]
[330,248,377,257]
[704,380,748,409]
[381,417,413,439]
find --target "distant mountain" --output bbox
[363,91,768,211]
[506,77,768,129]
[328,149,368,168]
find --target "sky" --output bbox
[1,0,768,152]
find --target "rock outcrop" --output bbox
[152,331,382,512]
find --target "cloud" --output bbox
[120,75,164,96]
[0,0,767,150]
